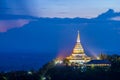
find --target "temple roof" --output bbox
[86,60,111,64]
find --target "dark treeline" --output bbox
[0,54,120,80]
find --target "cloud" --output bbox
[0,14,38,20]
[111,16,120,21]
[0,19,30,32]
[57,12,68,14]
[0,14,38,32]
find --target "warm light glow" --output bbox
[97,57,100,60]
[54,58,63,64]
[66,31,91,64]
[73,42,84,54]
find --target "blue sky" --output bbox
[0,0,120,18]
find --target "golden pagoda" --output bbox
[66,31,91,64]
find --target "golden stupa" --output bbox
[66,31,91,64]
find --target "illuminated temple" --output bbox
[55,31,111,67]
[66,31,91,64]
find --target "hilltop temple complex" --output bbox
[66,31,91,64]
[64,31,111,67]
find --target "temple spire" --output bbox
[77,30,80,42]
[66,30,91,64]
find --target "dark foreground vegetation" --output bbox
[0,54,120,80]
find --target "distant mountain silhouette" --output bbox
[0,9,120,54]
[0,9,120,21]
[0,12,120,54]
[95,9,120,20]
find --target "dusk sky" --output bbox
[0,0,120,32]
[0,0,120,71]
[0,0,120,18]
